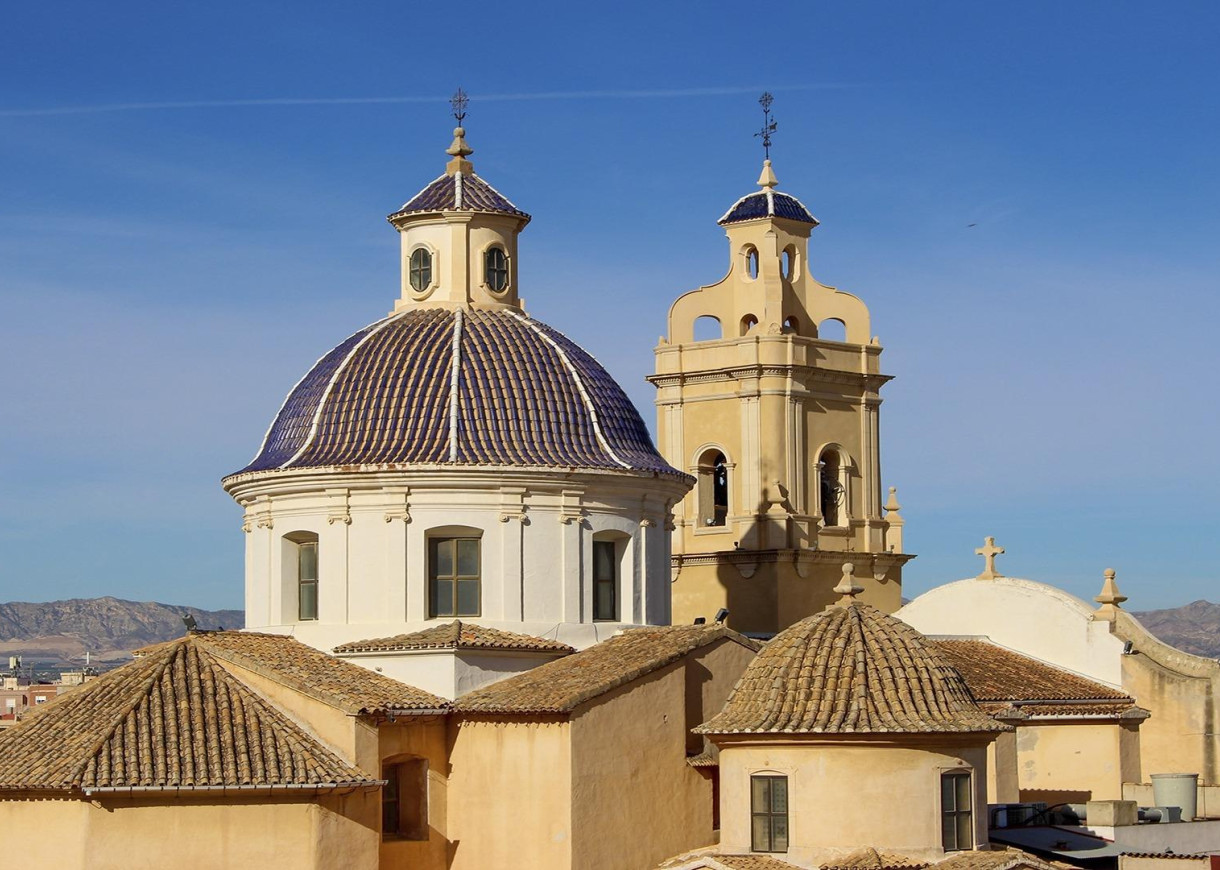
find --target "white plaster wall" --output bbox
[227,467,688,654]
[336,650,565,700]
[897,578,1125,687]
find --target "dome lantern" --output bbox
[387,92,530,314]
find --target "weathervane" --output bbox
[450,87,469,124]
[754,91,777,160]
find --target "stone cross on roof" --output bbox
[975,536,1005,580]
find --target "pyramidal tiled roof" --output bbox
[456,625,760,716]
[389,171,530,221]
[334,620,574,655]
[191,631,448,715]
[0,635,376,793]
[231,307,683,478]
[718,189,818,226]
[697,602,1008,736]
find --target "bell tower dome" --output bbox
[649,99,913,635]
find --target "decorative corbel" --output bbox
[383,488,412,524]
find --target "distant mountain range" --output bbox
[1131,600,1220,659]
[0,597,243,674]
[0,597,1213,676]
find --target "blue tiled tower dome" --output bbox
[234,307,680,477]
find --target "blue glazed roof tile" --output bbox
[234,308,682,479]
[390,172,530,221]
[718,190,818,226]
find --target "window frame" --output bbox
[592,538,618,621]
[291,536,319,622]
[484,245,509,292]
[408,246,434,293]
[382,758,429,841]
[428,536,481,618]
[941,770,974,852]
[750,774,789,853]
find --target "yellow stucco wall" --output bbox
[569,638,757,870]
[446,718,573,870]
[1117,612,1220,785]
[1013,721,1136,803]
[0,792,378,870]
[717,739,990,867]
[378,718,451,870]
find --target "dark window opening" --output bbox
[298,540,318,621]
[429,537,480,617]
[409,248,433,292]
[485,246,509,292]
[383,758,428,840]
[593,539,618,621]
[941,771,973,851]
[751,774,788,853]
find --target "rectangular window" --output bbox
[593,540,617,621]
[429,537,480,618]
[941,771,973,851]
[750,774,789,853]
[298,540,318,621]
[382,759,428,840]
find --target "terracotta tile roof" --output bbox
[189,631,448,715]
[333,620,574,654]
[933,639,1131,703]
[0,636,376,793]
[230,307,685,479]
[455,625,760,715]
[981,702,1145,719]
[1120,853,1210,860]
[659,854,802,870]
[698,603,1008,736]
[821,848,927,870]
[932,849,1061,870]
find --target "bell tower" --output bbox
[649,102,912,634]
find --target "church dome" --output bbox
[718,188,818,226]
[231,306,682,478]
[698,580,1005,736]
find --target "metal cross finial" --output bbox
[754,91,777,161]
[450,87,469,124]
[975,536,1005,580]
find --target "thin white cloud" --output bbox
[0,83,857,118]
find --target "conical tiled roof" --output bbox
[0,635,377,793]
[334,620,574,654]
[229,307,683,478]
[697,602,1006,736]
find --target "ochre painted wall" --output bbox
[0,793,378,870]
[446,718,573,870]
[568,638,756,870]
[717,739,990,867]
[1013,722,1133,803]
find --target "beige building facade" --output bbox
[651,161,910,635]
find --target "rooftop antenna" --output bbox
[450,86,469,124]
[754,91,777,161]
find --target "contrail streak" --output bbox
[0,84,856,118]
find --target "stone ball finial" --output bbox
[833,562,864,605]
[1095,567,1127,614]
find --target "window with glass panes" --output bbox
[298,540,318,621]
[485,247,508,291]
[941,771,973,851]
[593,540,617,620]
[409,248,432,292]
[429,537,480,617]
[750,774,788,853]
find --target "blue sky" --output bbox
[2,2,1218,611]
